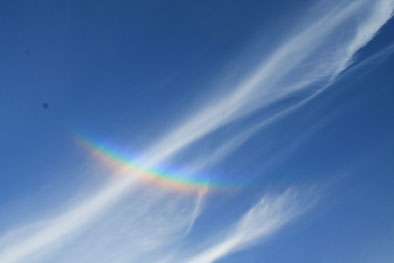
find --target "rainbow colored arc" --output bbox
[77,135,239,192]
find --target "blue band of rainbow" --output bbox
[76,134,240,192]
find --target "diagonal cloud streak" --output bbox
[0,1,393,262]
[142,0,393,166]
[186,187,316,263]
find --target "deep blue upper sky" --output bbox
[0,1,393,263]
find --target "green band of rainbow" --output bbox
[76,134,240,192]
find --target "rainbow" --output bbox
[76,135,240,193]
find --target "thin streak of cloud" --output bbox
[184,186,208,235]
[183,127,260,174]
[186,187,317,263]
[339,43,394,79]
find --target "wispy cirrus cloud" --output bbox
[0,1,393,262]
[143,0,394,167]
[184,187,317,263]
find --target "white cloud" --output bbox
[185,187,317,263]
[0,175,139,263]
[332,0,394,77]
[141,0,393,166]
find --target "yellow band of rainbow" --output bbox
[76,134,240,192]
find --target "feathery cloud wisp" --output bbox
[186,188,316,263]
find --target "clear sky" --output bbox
[0,0,394,262]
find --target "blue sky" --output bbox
[1,0,394,262]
